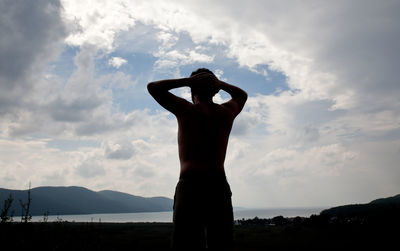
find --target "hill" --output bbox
[0,186,173,216]
[320,194,400,219]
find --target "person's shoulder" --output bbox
[220,99,245,118]
[211,103,236,120]
[174,102,196,118]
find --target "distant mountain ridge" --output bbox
[0,186,173,216]
[320,194,400,218]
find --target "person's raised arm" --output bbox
[217,80,248,117]
[147,78,191,115]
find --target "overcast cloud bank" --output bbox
[0,0,399,207]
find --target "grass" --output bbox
[0,220,397,250]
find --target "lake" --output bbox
[30,207,325,223]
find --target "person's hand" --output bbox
[189,72,215,85]
[189,72,220,93]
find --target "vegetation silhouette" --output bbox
[19,183,32,223]
[0,194,14,223]
[0,184,33,223]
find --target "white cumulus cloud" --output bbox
[108,56,128,68]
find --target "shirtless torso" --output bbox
[177,101,234,176]
[147,71,247,178]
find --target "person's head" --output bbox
[190,68,214,77]
[190,68,218,102]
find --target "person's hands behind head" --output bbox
[190,72,217,85]
[189,72,220,97]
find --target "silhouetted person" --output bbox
[147,68,247,250]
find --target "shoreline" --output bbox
[25,207,325,223]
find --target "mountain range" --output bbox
[2,185,399,219]
[0,186,173,216]
[320,194,400,219]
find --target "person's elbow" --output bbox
[240,90,248,104]
[147,82,157,94]
[243,90,248,100]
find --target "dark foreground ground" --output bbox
[0,219,397,250]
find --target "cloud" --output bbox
[0,0,65,83]
[0,0,199,198]
[47,96,104,122]
[133,166,155,179]
[104,141,135,160]
[108,57,127,68]
[1,0,399,207]
[0,0,66,114]
[256,144,357,178]
[0,138,74,189]
[224,1,400,111]
[62,0,135,51]
[154,49,214,70]
[0,44,112,137]
[75,158,106,178]
[60,0,400,111]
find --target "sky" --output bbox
[1,0,400,208]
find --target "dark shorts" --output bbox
[172,172,233,250]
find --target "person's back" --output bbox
[147,68,247,250]
[177,101,234,177]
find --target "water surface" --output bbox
[31,207,325,223]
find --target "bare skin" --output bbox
[147,72,247,178]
